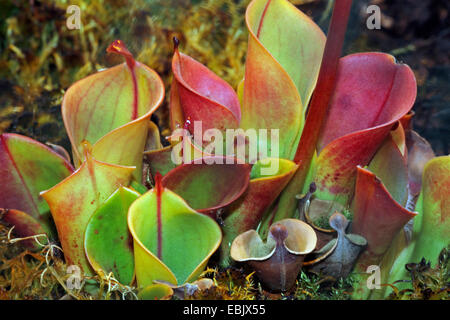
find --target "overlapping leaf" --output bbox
[161,156,251,217]
[350,166,416,299]
[0,133,73,237]
[242,0,326,159]
[85,187,140,285]
[170,45,241,134]
[368,156,448,299]
[62,40,164,180]
[314,53,416,206]
[128,175,222,288]
[41,147,135,273]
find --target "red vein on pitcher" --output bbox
[107,40,139,120]
[256,0,272,38]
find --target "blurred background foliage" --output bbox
[0,0,449,300]
[0,0,448,155]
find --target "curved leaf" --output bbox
[170,45,240,134]
[144,133,211,177]
[382,157,449,298]
[408,156,450,264]
[242,0,326,159]
[314,52,416,205]
[0,133,73,236]
[352,167,416,267]
[128,174,222,288]
[85,187,140,285]
[350,166,416,299]
[161,156,251,217]
[368,135,408,207]
[62,40,164,180]
[41,147,135,273]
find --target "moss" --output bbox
[2,222,449,300]
[191,267,258,300]
[0,0,251,144]
[0,224,139,300]
[313,208,353,229]
[387,246,449,300]
[289,271,355,300]
[313,216,331,229]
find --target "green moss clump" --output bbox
[387,246,449,300]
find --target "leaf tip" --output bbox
[81,140,93,161]
[172,36,180,52]
[107,39,135,69]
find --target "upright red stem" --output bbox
[257,0,354,237]
[293,0,353,180]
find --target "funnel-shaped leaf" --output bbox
[161,156,251,217]
[231,219,316,291]
[350,136,411,299]
[367,135,409,207]
[41,148,135,273]
[352,167,416,268]
[382,156,449,298]
[367,226,411,299]
[84,187,140,285]
[62,40,164,180]
[128,175,222,288]
[0,133,73,236]
[170,45,241,134]
[242,0,326,159]
[350,166,416,299]
[220,158,298,266]
[314,53,416,206]
[407,156,449,264]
